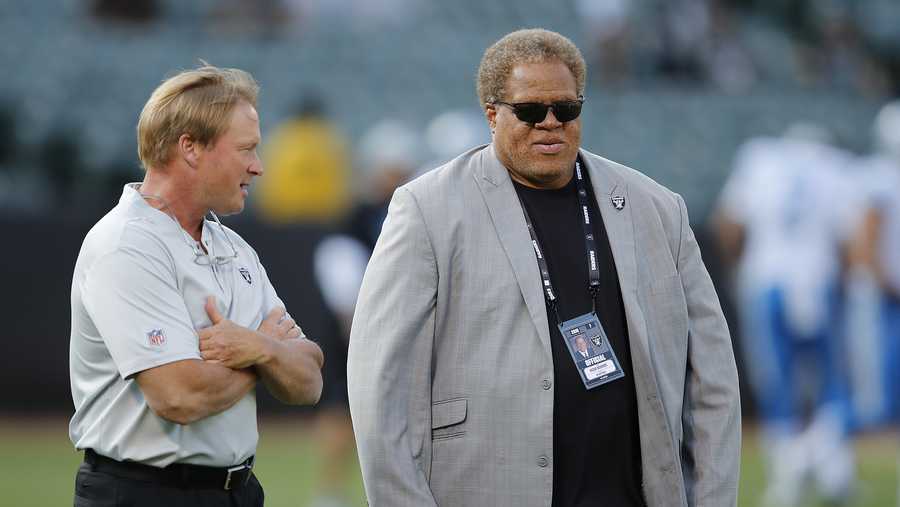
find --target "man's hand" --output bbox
[199,296,270,369]
[258,306,303,341]
[199,296,322,404]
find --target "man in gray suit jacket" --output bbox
[347,28,740,506]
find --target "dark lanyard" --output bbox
[518,159,601,323]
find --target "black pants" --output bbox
[73,462,265,507]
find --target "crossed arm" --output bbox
[138,297,324,424]
[136,359,258,425]
[197,297,324,405]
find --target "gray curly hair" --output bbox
[477,28,586,109]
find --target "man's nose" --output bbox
[250,151,263,176]
[535,108,562,129]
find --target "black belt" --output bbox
[84,449,254,490]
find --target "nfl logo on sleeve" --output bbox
[147,329,166,347]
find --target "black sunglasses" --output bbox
[492,96,585,124]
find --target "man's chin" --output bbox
[531,162,574,182]
[211,202,244,217]
[531,152,576,171]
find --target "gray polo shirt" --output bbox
[69,183,295,467]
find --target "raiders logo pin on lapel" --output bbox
[611,195,625,211]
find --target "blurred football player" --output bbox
[714,124,859,506]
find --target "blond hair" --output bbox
[477,29,586,108]
[137,63,259,170]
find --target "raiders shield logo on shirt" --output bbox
[239,267,252,285]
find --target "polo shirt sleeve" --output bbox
[82,245,202,379]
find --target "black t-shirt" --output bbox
[513,169,644,507]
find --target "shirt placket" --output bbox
[203,224,235,313]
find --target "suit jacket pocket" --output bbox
[431,397,467,440]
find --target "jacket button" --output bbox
[537,456,549,467]
[542,379,552,390]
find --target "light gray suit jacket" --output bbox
[347,145,740,506]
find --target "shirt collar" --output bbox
[119,183,219,255]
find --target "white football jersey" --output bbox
[718,136,862,333]
[854,154,900,295]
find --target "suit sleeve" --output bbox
[347,187,439,506]
[675,194,741,507]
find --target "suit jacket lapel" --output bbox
[474,145,553,359]
[581,151,636,297]
[582,153,685,498]
[582,152,654,369]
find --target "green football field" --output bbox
[1,417,895,506]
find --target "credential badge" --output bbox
[611,195,626,211]
[147,329,166,347]
[239,267,252,285]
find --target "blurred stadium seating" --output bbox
[0,0,894,217]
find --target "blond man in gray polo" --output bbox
[69,64,324,506]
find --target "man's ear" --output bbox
[485,104,497,133]
[178,133,200,168]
